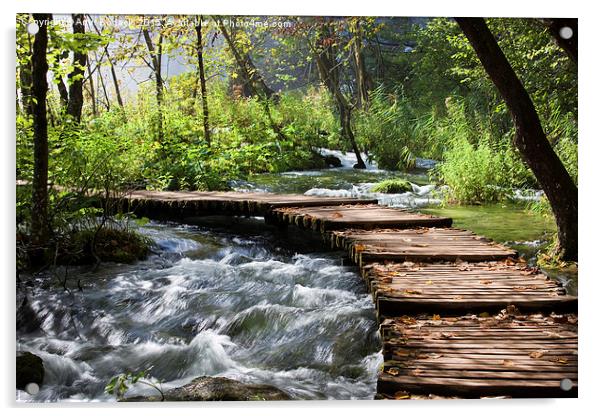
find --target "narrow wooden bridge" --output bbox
[117,190,578,399]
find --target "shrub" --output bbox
[370,179,413,194]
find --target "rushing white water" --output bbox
[17,221,381,402]
[304,182,444,209]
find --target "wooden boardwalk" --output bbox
[362,261,577,316]
[266,204,452,231]
[378,313,577,398]
[114,190,577,398]
[327,228,517,265]
[113,190,378,218]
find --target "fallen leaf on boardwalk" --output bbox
[331,212,343,218]
[355,244,366,252]
[400,316,417,325]
[386,367,400,376]
[432,314,441,321]
[403,289,423,295]
[440,332,454,339]
[529,350,548,359]
[411,369,423,376]
[413,243,430,247]
[480,280,493,285]
[506,305,520,316]
[548,357,569,364]
[418,353,443,360]
[394,391,411,399]
[505,258,517,265]
[426,280,433,285]
[502,360,515,367]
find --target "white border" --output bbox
[2,1,600,415]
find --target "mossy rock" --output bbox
[58,227,152,265]
[16,352,44,390]
[370,179,413,194]
[121,376,291,401]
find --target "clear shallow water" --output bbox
[17,220,382,402]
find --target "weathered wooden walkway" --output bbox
[119,190,578,398]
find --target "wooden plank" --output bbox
[266,204,452,231]
[111,190,377,218]
[378,313,577,398]
[327,228,517,265]
[359,261,576,315]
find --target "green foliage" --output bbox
[370,179,412,194]
[434,97,534,203]
[106,368,164,401]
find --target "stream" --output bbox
[16,149,576,402]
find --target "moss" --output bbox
[370,179,413,194]
[59,227,153,265]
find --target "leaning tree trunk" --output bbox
[195,19,211,146]
[542,18,577,64]
[215,18,275,100]
[142,27,164,143]
[314,23,366,169]
[66,14,87,121]
[30,13,51,264]
[352,19,372,111]
[89,16,124,108]
[455,17,578,261]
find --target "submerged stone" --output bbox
[122,376,291,401]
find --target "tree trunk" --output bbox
[455,17,578,261]
[66,14,87,121]
[142,27,164,142]
[352,19,372,111]
[30,13,51,264]
[542,18,577,64]
[18,32,34,115]
[87,58,97,117]
[89,16,124,108]
[216,18,275,100]
[195,19,211,146]
[314,22,366,169]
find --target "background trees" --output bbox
[16,14,578,262]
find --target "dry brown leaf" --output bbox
[480,280,494,285]
[548,357,569,364]
[403,289,423,295]
[400,316,417,325]
[426,280,433,285]
[386,367,400,376]
[529,350,548,359]
[502,359,515,367]
[394,391,411,399]
[432,314,441,321]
